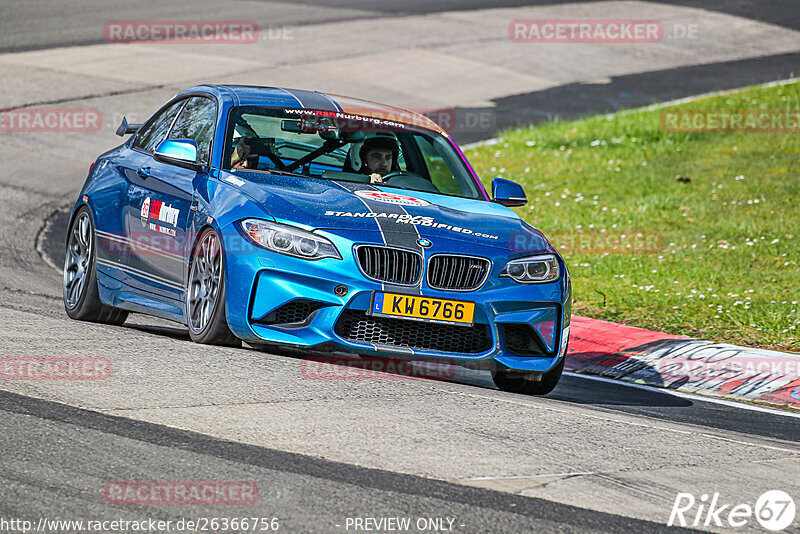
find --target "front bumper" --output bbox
[223,230,570,373]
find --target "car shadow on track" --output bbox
[251,346,693,408]
[549,374,692,407]
[124,321,191,341]
[106,310,692,409]
[114,316,694,408]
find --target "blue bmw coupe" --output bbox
[63,85,570,394]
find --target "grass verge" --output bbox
[470,80,800,352]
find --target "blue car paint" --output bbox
[70,85,571,373]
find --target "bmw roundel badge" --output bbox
[417,238,432,248]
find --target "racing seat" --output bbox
[341,150,359,173]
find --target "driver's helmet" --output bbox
[358,134,400,174]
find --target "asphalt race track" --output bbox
[1,1,799,533]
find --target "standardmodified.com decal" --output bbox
[323,210,499,240]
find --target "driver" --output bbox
[358,136,400,181]
[230,137,260,169]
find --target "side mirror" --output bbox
[491,177,527,207]
[115,116,142,137]
[154,139,202,171]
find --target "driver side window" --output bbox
[133,100,185,153]
[167,96,217,164]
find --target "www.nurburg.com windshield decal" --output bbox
[283,108,409,130]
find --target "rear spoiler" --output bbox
[115,117,142,137]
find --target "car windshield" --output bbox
[222,106,484,200]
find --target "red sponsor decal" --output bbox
[354,190,430,207]
[150,200,163,220]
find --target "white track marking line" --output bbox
[463,472,594,481]
[563,371,800,420]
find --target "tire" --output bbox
[63,207,128,325]
[186,228,241,347]
[492,355,565,396]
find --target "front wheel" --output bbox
[492,356,565,395]
[186,228,240,347]
[63,208,128,325]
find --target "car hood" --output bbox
[222,171,554,254]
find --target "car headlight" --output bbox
[240,219,341,260]
[501,254,559,283]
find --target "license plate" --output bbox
[370,292,475,326]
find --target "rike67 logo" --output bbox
[668,490,796,531]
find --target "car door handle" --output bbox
[137,167,151,179]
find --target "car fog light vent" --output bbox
[257,300,321,327]
[502,323,549,357]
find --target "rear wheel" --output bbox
[187,228,240,347]
[492,356,565,396]
[63,208,128,325]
